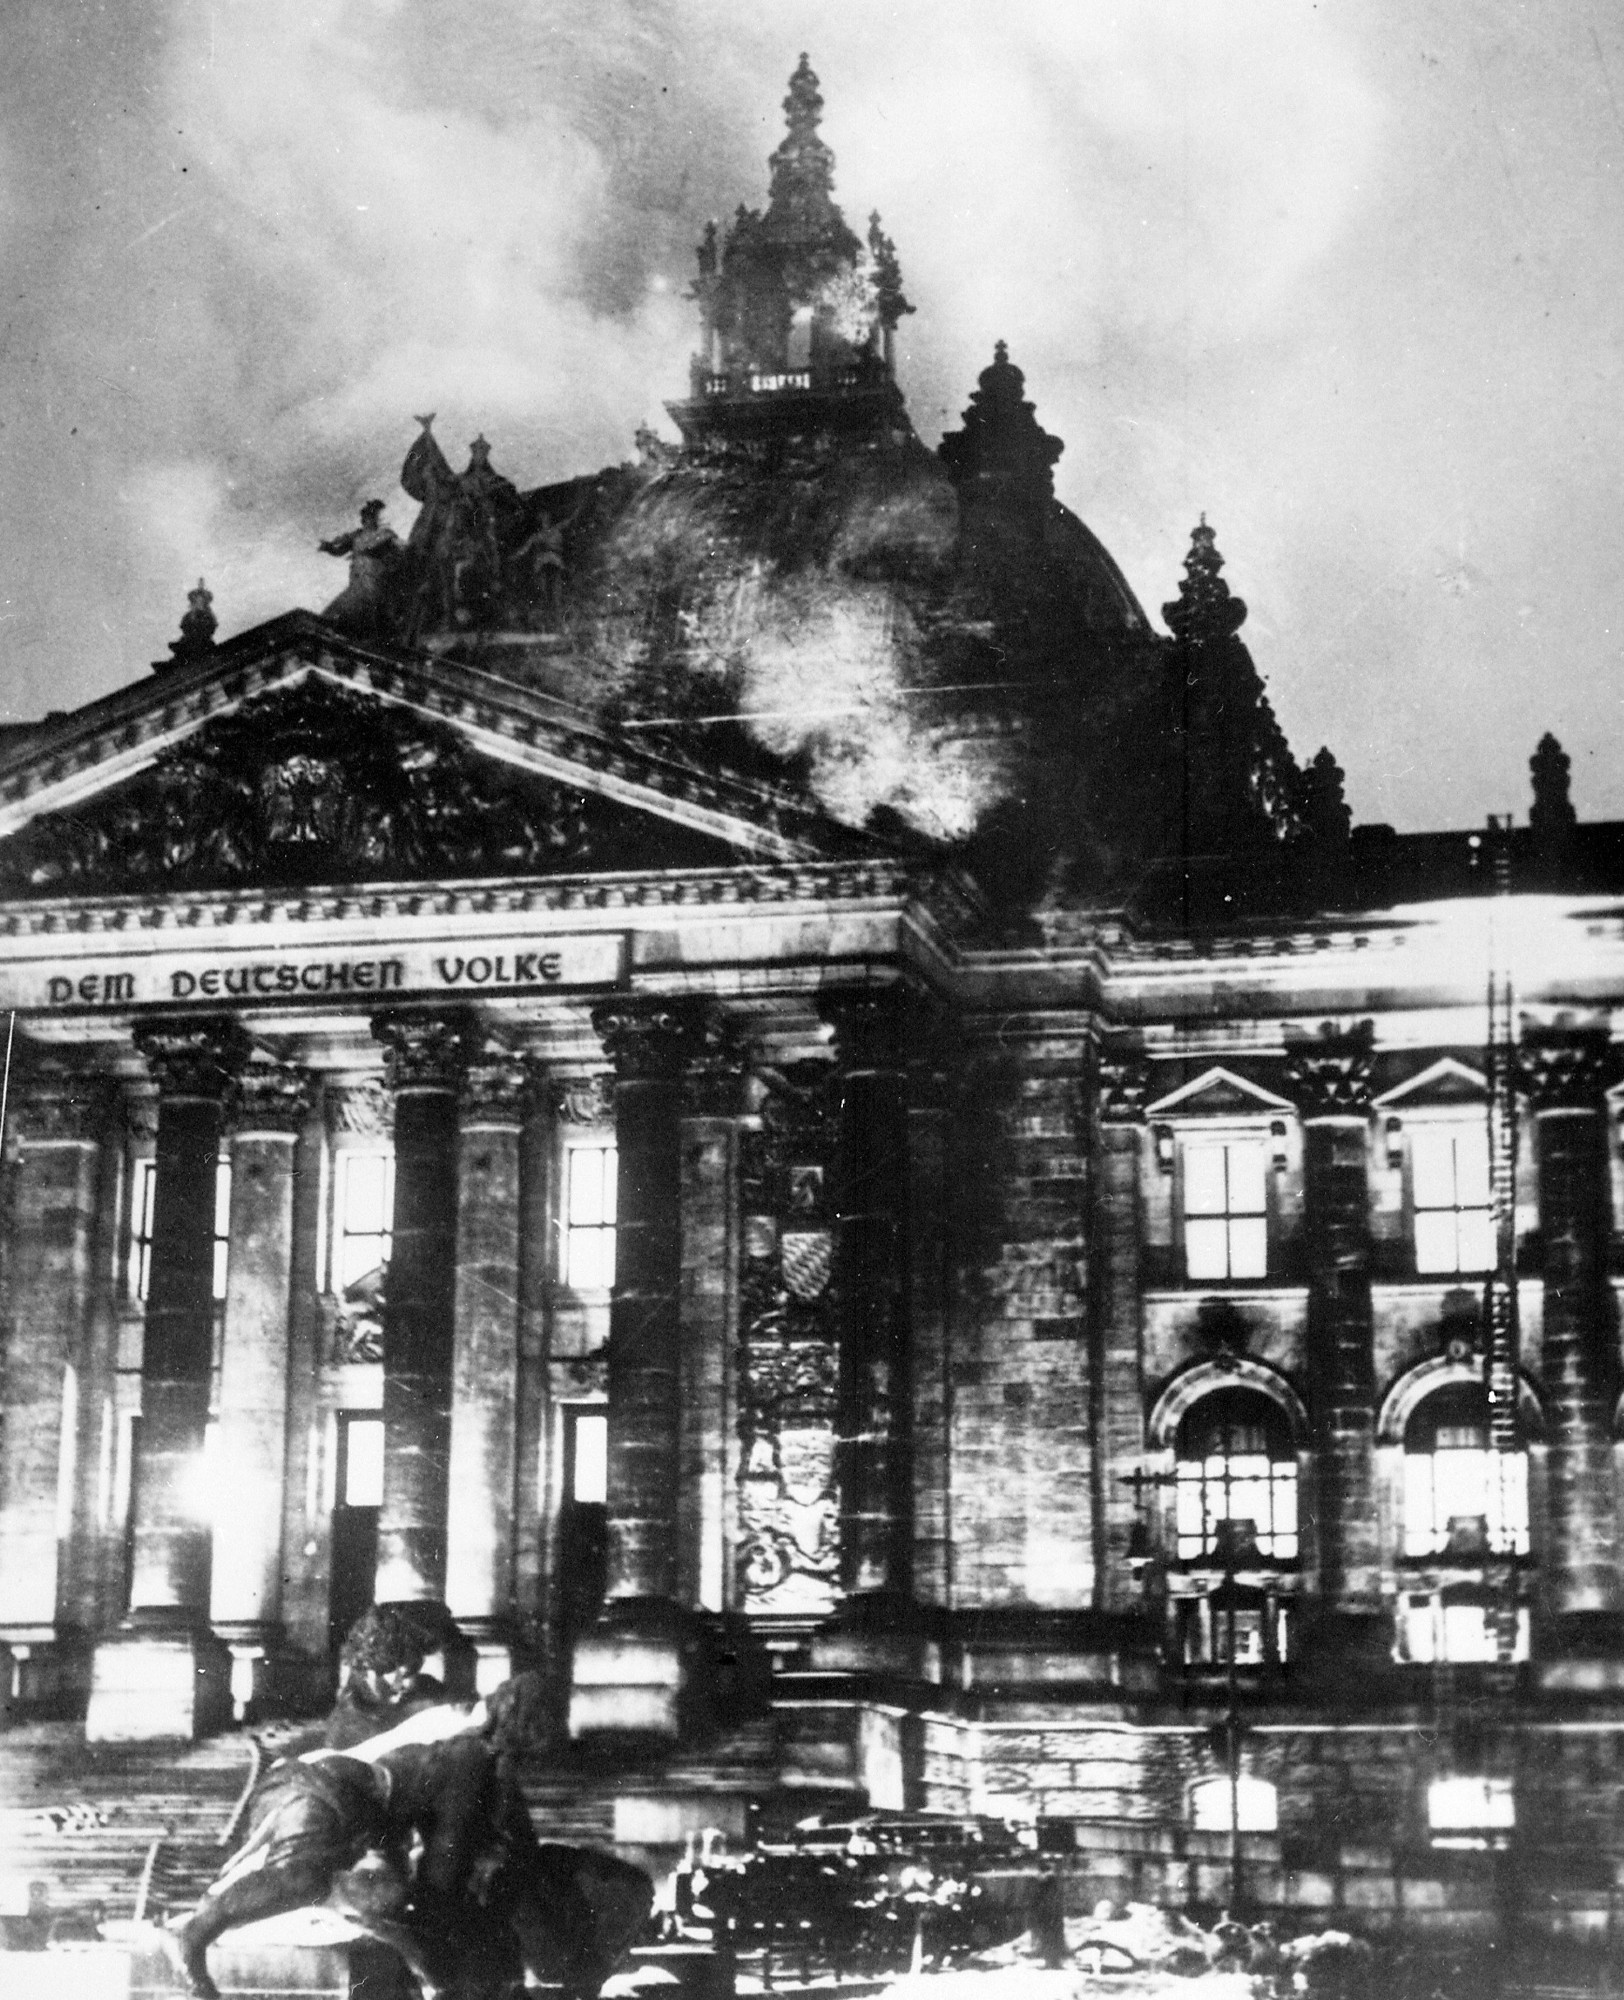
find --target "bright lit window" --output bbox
[213,1161,231,1302]
[341,1418,385,1508]
[1183,1140,1267,1281]
[1429,1775,1514,1832]
[1403,1385,1528,1557]
[130,1158,231,1302]
[332,1150,394,1293]
[1402,1594,1529,1664]
[1190,1775,1278,1832]
[131,1158,157,1301]
[1412,1125,1494,1274]
[1176,1389,1298,1561]
[570,1411,608,1505]
[565,1145,618,1290]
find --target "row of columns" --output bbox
[1094,1026,1620,1634]
[0,980,935,1733]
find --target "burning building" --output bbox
[2,55,1623,1934]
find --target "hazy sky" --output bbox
[1,1,1620,833]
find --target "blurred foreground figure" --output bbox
[165,1673,650,2000]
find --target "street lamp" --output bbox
[1121,1463,1256,1916]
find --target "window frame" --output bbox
[1171,1124,1278,1285]
[1173,1386,1301,1566]
[559,1138,618,1294]
[326,1144,396,1298]
[1404,1112,1495,1278]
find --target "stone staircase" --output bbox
[0,1723,254,1932]
[0,1713,782,1937]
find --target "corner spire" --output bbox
[154,577,217,674]
[937,342,1063,510]
[1530,731,1577,843]
[1162,518,1247,642]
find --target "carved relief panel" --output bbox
[736,1060,840,1615]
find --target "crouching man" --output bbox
[164,1679,650,2000]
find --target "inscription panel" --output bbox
[6,934,627,1012]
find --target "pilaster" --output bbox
[1523,1027,1618,1624]
[1287,1031,1380,1631]
[1093,1047,1149,1615]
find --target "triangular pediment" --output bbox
[0,614,877,898]
[1144,1065,1295,1118]
[1373,1058,1488,1110]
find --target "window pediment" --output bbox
[1374,1058,1488,1113]
[1145,1066,1294,1122]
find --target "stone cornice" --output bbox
[0,856,936,941]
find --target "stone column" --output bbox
[570,997,718,1740]
[820,987,913,1603]
[445,1042,529,1689]
[372,1011,470,1608]
[210,1060,314,1716]
[88,1018,246,1741]
[1523,1028,1617,1625]
[678,1044,748,1615]
[1093,1048,1150,1614]
[1287,1032,1381,1642]
[0,1066,110,1704]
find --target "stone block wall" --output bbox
[950,1042,1093,1608]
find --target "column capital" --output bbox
[134,1016,252,1102]
[1285,1026,1374,1118]
[228,1059,316,1136]
[372,1009,475,1093]
[12,1066,113,1144]
[590,996,724,1080]
[1096,1046,1151,1124]
[818,984,906,1072]
[460,1042,534,1126]
[1521,1026,1612,1111]
[548,1071,615,1127]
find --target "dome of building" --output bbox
[314,57,1320,924]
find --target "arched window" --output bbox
[1175,1388,1298,1562]
[1402,1382,1528,1559]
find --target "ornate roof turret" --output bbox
[937,342,1064,510]
[668,57,910,454]
[763,55,856,254]
[1162,516,1247,642]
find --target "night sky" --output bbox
[2,1,1620,833]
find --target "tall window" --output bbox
[130,1157,231,1303]
[331,1149,394,1293]
[564,1144,618,1290]
[1182,1139,1268,1281]
[1175,1388,1298,1561]
[1411,1124,1494,1274]
[1403,1382,1528,1557]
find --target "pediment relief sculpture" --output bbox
[0,676,732,896]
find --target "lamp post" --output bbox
[1121,1464,1254,1917]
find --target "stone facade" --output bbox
[3,55,1624,1936]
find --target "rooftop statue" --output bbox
[318,500,405,640]
[401,417,522,639]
